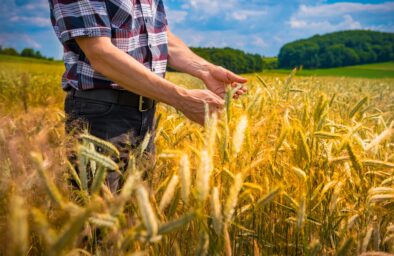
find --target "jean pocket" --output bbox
[74,99,114,117]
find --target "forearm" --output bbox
[167,30,213,80]
[78,37,186,108]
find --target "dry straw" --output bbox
[8,195,28,256]
[224,173,243,223]
[159,174,179,211]
[135,185,159,238]
[179,154,191,204]
[210,186,222,235]
[232,115,248,155]
[196,150,212,202]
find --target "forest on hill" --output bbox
[190,47,263,74]
[278,30,394,69]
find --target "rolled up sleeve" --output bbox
[50,0,111,44]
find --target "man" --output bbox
[49,0,247,191]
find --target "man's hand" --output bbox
[201,65,248,99]
[176,89,224,125]
[167,30,248,99]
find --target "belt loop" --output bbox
[68,88,76,99]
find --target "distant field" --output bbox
[268,61,394,78]
[1,54,393,79]
[0,54,62,65]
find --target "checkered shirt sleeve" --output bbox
[49,0,111,44]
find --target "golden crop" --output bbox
[0,60,393,255]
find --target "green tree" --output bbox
[1,47,19,56]
[21,48,36,57]
[190,47,263,73]
[21,48,45,59]
[278,30,394,69]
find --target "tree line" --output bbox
[278,30,394,69]
[190,47,263,74]
[0,46,54,61]
[4,30,392,72]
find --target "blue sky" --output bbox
[0,0,393,59]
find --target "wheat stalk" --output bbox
[159,174,179,211]
[196,150,212,202]
[224,173,243,223]
[135,185,158,238]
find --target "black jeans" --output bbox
[64,92,156,192]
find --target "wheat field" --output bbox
[0,59,393,255]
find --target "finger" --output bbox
[212,94,225,107]
[216,100,225,108]
[235,92,244,97]
[230,82,247,92]
[235,90,244,96]
[233,87,246,96]
[208,100,224,111]
[227,71,248,84]
[238,88,247,94]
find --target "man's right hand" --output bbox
[176,89,224,125]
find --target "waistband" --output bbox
[67,89,154,112]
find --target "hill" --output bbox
[278,30,394,69]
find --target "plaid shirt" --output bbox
[48,0,168,90]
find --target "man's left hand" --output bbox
[201,65,248,99]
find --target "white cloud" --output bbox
[367,23,394,32]
[287,2,394,34]
[169,28,267,54]
[251,37,268,49]
[298,2,394,17]
[22,1,49,11]
[182,0,268,22]
[289,14,362,31]
[229,10,267,21]
[188,0,235,15]
[10,16,51,27]
[0,33,42,49]
[166,9,188,24]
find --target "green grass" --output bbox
[267,61,394,78]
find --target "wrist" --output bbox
[167,86,189,110]
[197,62,215,82]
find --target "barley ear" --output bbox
[7,194,29,256]
[211,186,223,235]
[135,185,159,238]
[224,173,243,223]
[179,154,191,204]
[31,152,64,208]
